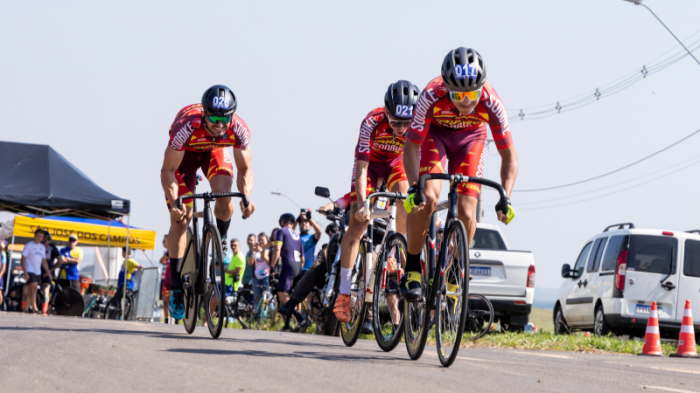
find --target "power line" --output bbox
[637,2,700,69]
[513,127,700,192]
[518,158,700,211]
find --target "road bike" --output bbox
[176,191,249,339]
[232,281,278,330]
[404,173,510,367]
[338,190,409,350]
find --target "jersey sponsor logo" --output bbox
[410,89,439,132]
[222,148,232,164]
[171,122,196,150]
[476,149,485,178]
[231,120,250,148]
[454,64,477,80]
[483,91,508,130]
[358,116,379,154]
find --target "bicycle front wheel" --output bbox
[435,219,469,367]
[373,233,406,352]
[465,294,494,340]
[203,225,226,339]
[340,242,368,347]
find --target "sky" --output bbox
[2,0,700,300]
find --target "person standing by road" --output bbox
[58,234,83,292]
[0,239,7,308]
[248,232,270,302]
[21,230,49,313]
[294,210,322,274]
[40,231,62,314]
[159,235,172,323]
[225,239,246,298]
[270,214,304,331]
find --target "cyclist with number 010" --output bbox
[401,48,518,300]
[333,80,420,323]
[161,85,255,320]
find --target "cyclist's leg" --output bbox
[386,158,409,235]
[206,148,235,241]
[280,260,325,316]
[449,132,485,246]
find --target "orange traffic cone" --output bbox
[639,301,663,356]
[670,300,698,358]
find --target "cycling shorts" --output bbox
[26,273,41,284]
[277,262,302,293]
[419,124,485,198]
[166,148,234,208]
[350,156,407,203]
[161,280,171,297]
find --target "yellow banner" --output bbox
[13,215,156,250]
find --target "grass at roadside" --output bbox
[528,307,554,332]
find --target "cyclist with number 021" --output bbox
[401,48,518,300]
[333,80,420,323]
[161,85,255,320]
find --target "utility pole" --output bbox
[475,139,493,223]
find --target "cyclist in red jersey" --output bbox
[400,48,518,300]
[333,80,420,323]
[161,85,255,319]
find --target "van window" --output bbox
[471,228,507,250]
[684,239,700,278]
[601,235,629,271]
[574,242,593,277]
[627,235,677,275]
[588,237,607,272]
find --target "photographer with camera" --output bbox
[294,208,323,274]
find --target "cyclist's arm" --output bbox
[233,148,253,197]
[404,141,421,186]
[498,145,518,198]
[354,160,370,205]
[161,147,185,208]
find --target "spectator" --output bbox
[267,228,281,276]
[225,238,246,298]
[247,232,270,302]
[40,230,62,314]
[242,233,256,287]
[0,239,7,308]
[58,234,83,292]
[159,235,173,323]
[294,209,322,274]
[21,230,49,313]
[115,247,143,305]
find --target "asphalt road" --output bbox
[2,312,699,393]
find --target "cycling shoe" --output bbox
[399,272,422,301]
[169,289,185,320]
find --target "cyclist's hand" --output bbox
[169,205,186,224]
[318,201,334,215]
[495,199,516,225]
[241,200,255,218]
[403,193,426,214]
[355,203,370,222]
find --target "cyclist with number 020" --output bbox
[161,85,255,320]
[400,48,518,300]
[333,80,420,323]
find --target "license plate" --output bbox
[635,304,651,314]
[470,266,491,276]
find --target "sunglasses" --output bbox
[448,89,482,103]
[387,116,410,128]
[206,115,231,124]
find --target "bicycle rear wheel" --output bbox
[404,239,431,360]
[373,233,406,352]
[340,242,368,347]
[465,294,494,340]
[203,225,226,338]
[435,219,469,367]
[182,227,198,334]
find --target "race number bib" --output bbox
[454,64,477,80]
[294,250,301,262]
[395,105,413,118]
[212,96,230,109]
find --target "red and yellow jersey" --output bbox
[354,107,405,163]
[168,104,251,152]
[407,77,512,150]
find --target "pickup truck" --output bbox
[465,223,536,331]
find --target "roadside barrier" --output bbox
[670,300,699,358]
[639,301,662,356]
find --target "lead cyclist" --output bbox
[161,85,255,320]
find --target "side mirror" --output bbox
[561,264,571,279]
[315,187,331,199]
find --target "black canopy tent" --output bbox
[0,141,130,218]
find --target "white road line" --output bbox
[640,386,699,393]
[647,367,700,375]
[513,351,570,359]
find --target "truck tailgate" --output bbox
[468,250,534,297]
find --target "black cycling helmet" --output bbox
[279,213,296,226]
[325,223,340,235]
[441,47,486,92]
[201,85,237,116]
[384,80,420,120]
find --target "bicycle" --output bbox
[105,287,135,320]
[233,282,278,330]
[336,190,409,350]
[403,173,510,367]
[175,191,250,339]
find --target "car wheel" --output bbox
[594,305,610,337]
[553,306,570,335]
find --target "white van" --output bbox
[554,223,700,339]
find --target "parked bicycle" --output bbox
[176,191,250,339]
[403,173,510,367]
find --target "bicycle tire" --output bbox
[435,219,469,367]
[203,225,226,339]
[236,291,254,329]
[373,233,406,352]
[340,241,368,347]
[182,228,198,334]
[465,294,494,340]
[404,238,431,360]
